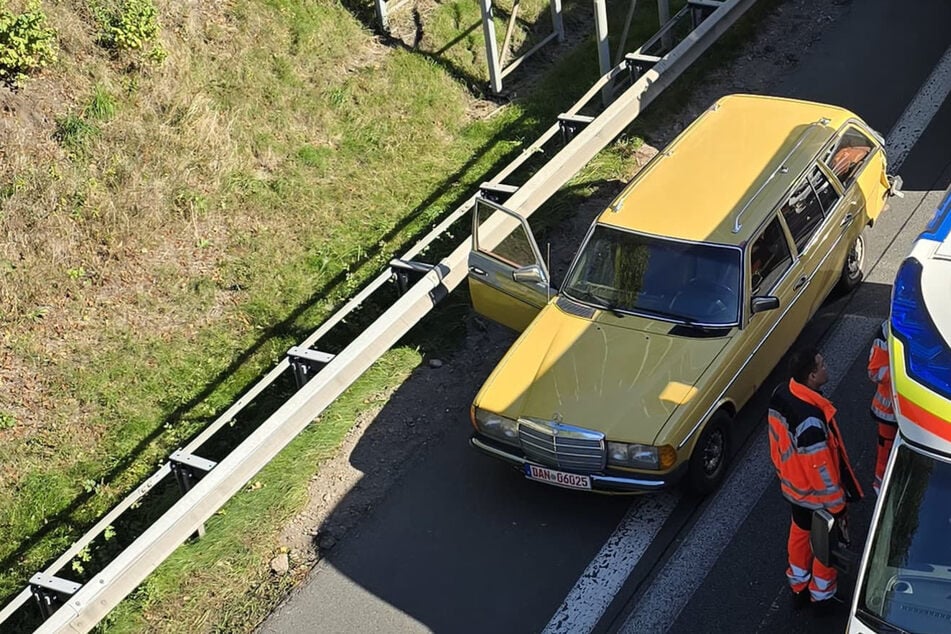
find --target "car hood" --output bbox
[475,304,730,444]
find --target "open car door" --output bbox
[468,196,552,332]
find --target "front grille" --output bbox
[518,419,605,472]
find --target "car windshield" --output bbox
[857,442,951,634]
[562,225,742,326]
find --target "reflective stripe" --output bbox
[817,464,837,491]
[811,574,837,601]
[794,417,824,439]
[787,563,810,586]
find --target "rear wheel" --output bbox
[686,410,732,496]
[835,229,866,294]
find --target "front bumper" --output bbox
[470,433,686,493]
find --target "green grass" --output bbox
[0,0,778,629]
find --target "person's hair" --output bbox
[789,346,821,384]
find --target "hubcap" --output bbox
[847,235,865,280]
[703,430,724,475]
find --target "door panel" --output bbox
[736,217,806,405]
[468,197,551,332]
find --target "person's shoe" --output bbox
[812,593,845,617]
[791,588,810,611]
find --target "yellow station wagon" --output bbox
[467,94,901,494]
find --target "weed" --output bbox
[0,412,16,430]
[96,0,160,53]
[85,85,117,121]
[0,0,57,88]
[53,113,99,155]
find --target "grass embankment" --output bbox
[0,0,684,629]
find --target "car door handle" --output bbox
[793,275,808,290]
[840,212,854,227]
[470,266,487,277]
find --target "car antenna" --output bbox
[546,242,551,302]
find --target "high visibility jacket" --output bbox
[768,379,864,514]
[867,335,897,422]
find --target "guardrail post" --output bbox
[390,259,438,296]
[286,347,336,388]
[169,451,218,538]
[30,574,81,621]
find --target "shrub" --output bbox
[96,0,161,53]
[0,0,58,87]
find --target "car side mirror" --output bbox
[513,264,545,284]
[750,295,780,314]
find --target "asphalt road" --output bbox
[260,2,951,633]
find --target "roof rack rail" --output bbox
[732,117,831,234]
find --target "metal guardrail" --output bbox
[0,0,758,630]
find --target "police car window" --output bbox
[780,176,825,252]
[824,127,874,189]
[749,218,792,295]
[807,166,840,215]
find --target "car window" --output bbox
[476,202,537,267]
[807,166,840,215]
[823,127,875,189]
[749,218,792,295]
[562,225,741,326]
[780,172,825,252]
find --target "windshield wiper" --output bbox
[855,607,913,634]
[566,289,625,318]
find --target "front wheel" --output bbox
[686,410,732,496]
[835,229,866,294]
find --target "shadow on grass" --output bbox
[343,0,601,97]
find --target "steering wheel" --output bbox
[669,277,736,321]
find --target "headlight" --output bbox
[473,408,519,446]
[607,442,676,470]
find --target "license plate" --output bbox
[524,464,592,490]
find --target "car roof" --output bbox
[600,94,862,245]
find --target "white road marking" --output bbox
[619,315,880,634]
[542,493,678,634]
[885,44,951,170]
[543,41,951,634]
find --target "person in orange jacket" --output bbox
[768,347,864,613]
[867,321,897,495]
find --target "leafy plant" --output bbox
[96,0,162,56]
[0,412,16,430]
[0,0,58,87]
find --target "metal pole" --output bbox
[658,0,673,51]
[375,0,388,30]
[614,0,639,66]
[593,0,611,105]
[479,0,504,94]
[550,0,565,43]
